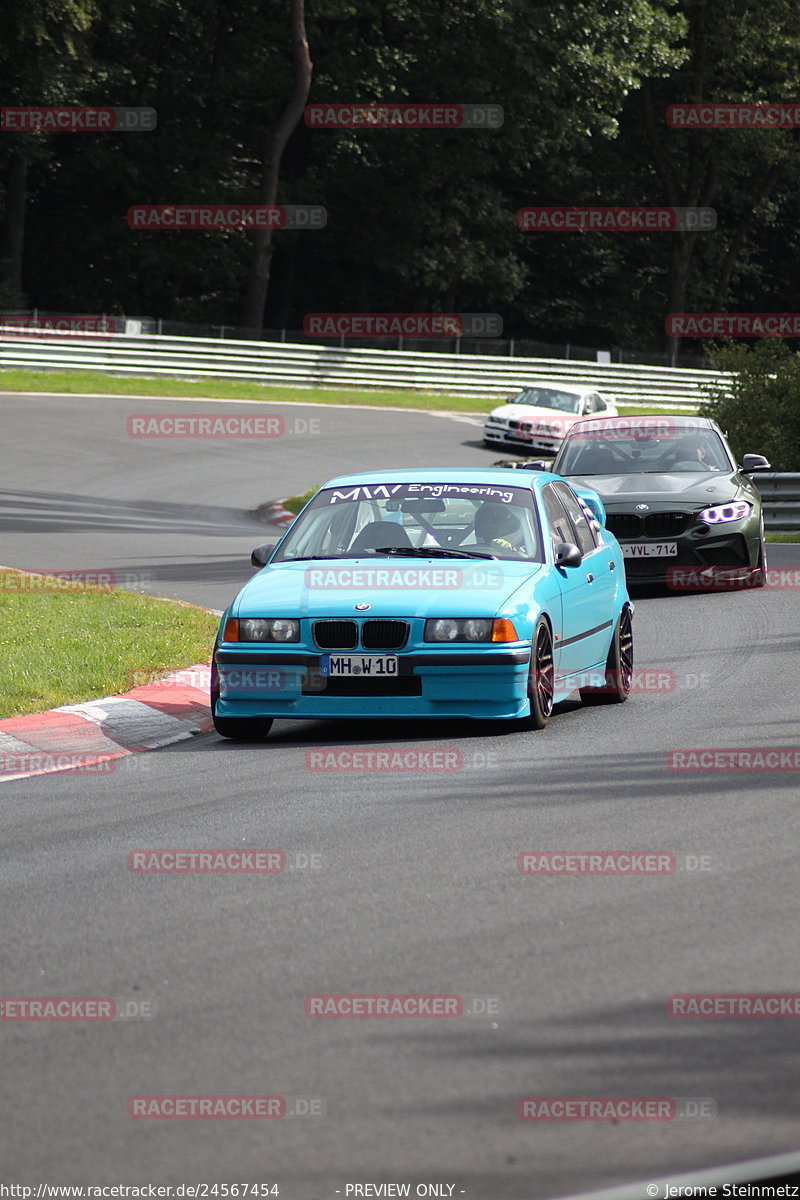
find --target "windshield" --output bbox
[272,482,544,562]
[555,428,733,475]
[509,387,582,414]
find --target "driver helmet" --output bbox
[675,434,709,460]
[474,501,523,544]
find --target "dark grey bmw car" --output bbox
[510,415,771,589]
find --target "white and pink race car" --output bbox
[483,380,618,452]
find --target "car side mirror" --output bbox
[553,542,582,568]
[250,543,275,568]
[741,454,771,473]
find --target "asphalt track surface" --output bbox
[1,392,799,1199]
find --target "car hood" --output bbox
[232,557,545,618]
[488,403,579,427]
[564,471,740,506]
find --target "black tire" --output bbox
[212,712,273,741]
[580,605,633,705]
[526,616,555,729]
[745,521,767,588]
[210,652,273,740]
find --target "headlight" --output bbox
[698,501,752,525]
[463,618,492,641]
[426,618,461,642]
[237,618,300,642]
[425,618,517,643]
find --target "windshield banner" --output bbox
[322,483,527,505]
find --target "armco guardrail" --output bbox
[757,474,800,532]
[0,331,729,406]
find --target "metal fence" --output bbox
[0,330,728,407]
[0,311,716,369]
[757,474,800,531]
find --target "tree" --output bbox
[8,0,800,353]
[635,0,800,359]
[241,0,312,329]
[285,0,688,336]
[0,0,97,305]
[700,340,800,471]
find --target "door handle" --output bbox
[586,573,595,583]
[609,560,616,570]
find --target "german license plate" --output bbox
[319,654,398,677]
[620,542,678,558]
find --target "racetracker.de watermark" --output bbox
[0,568,125,591]
[217,667,307,698]
[127,667,210,691]
[562,668,677,694]
[127,205,326,230]
[666,312,800,337]
[125,414,319,437]
[302,566,506,590]
[128,1095,324,1118]
[304,312,502,337]
[667,567,800,591]
[668,994,800,1017]
[1,996,154,1020]
[304,747,497,771]
[667,748,800,771]
[1,106,156,132]
[128,850,286,873]
[0,314,120,336]
[567,415,692,441]
[305,994,499,1017]
[0,753,118,779]
[517,1097,716,1120]
[501,414,670,443]
[304,103,503,129]
[517,207,716,231]
[667,103,800,129]
[516,852,712,875]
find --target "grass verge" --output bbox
[0,569,219,719]
[766,533,800,543]
[0,368,696,416]
[282,489,317,515]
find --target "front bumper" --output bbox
[483,422,562,453]
[212,645,532,720]
[616,529,760,585]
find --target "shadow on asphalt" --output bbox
[150,738,800,804]
[0,486,260,536]
[378,1000,800,1119]
[167,705,585,754]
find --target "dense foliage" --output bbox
[702,341,800,471]
[2,0,800,354]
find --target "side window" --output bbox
[583,394,599,414]
[551,482,599,555]
[595,394,608,412]
[541,485,576,556]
